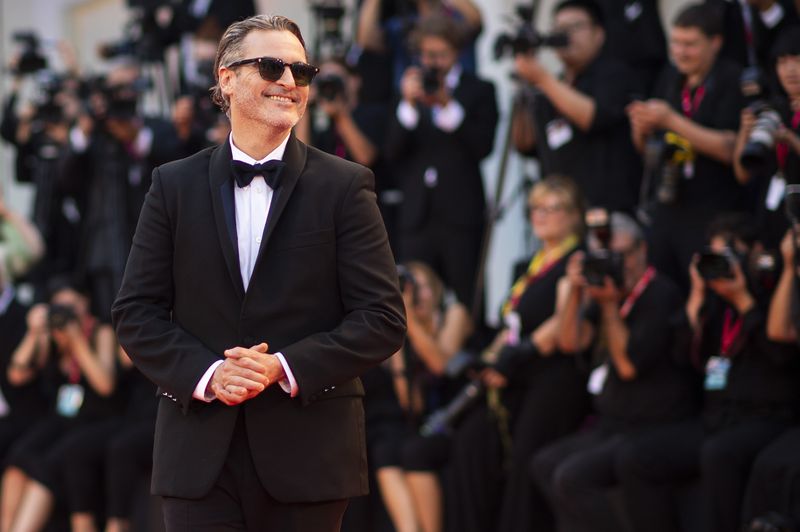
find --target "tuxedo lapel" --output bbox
[252,133,307,270]
[209,142,245,299]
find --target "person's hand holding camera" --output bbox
[586,276,622,306]
[513,51,550,87]
[400,66,424,107]
[780,229,796,270]
[565,251,587,291]
[686,254,707,328]
[775,123,800,155]
[707,260,755,314]
[318,94,349,121]
[26,304,49,336]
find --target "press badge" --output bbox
[704,356,731,391]
[546,119,573,150]
[765,173,786,211]
[57,384,85,417]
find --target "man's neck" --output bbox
[686,62,713,89]
[230,123,291,161]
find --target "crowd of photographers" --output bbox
[2,0,800,530]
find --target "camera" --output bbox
[309,1,347,59]
[739,101,783,174]
[583,208,624,287]
[12,32,47,75]
[48,304,78,331]
[696,249,735,280]
[315,73,346,102]
[493,5,569,60]
[421,66,442,95]
[650,132,693,205]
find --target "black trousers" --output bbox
[162,414,348,532]
[742,427,800,525]
[616,417,789,532]
[531,427,630,532]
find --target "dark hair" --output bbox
[553,0,605,29]
[705,212,758,248]
[673,3,723,37]
[211,15,307,114]
[772,25,800,59]
[410,15,467,52]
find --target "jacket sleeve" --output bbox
[279,166,407,405]
[112,167,222,413]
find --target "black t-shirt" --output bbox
[651,58,746,211]
[531,54,643,212]
[589,273,697,426]
[676,296,800,429]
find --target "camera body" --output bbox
[315,73,346,102]
[740,101,783,173]
[48,304,78,331]
[696,249,735,280]
[421,66,443,95]
[12,32,47,75]
[493,5,568,60]
[583,208,625,287]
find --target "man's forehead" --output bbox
[241,29,307,59]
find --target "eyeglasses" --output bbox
[226,56,319,87]
[529,204,568,216]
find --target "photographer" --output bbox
[510,0,643,213]
[442,175,588,532]
[60,63,182,322]
[626,3,746,290]
[735,226,800,529]
[385,15,498,309]
[615,214,800,532]
[1,278,118,532]
[733,27,800,249]
[531,211,692,532]
[357,0,483,91]
[362,261,471,532]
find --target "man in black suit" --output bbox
[385,15,498,311]
[111,15,406,532]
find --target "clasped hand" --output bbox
[209,343,286,406]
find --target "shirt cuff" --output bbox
[193,360,224,402]
[275,352,298,397]
[397,100,420,130]
[69,126,89,152]
[760,1,784,28]
[432,99,465,132]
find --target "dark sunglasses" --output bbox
[226,56,319,86]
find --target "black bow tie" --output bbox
[230,159,286,189]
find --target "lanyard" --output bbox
[776,110,800,171]
[719,308,743,357]
[619,266,656,319]
[681,84,706,118]
[502,234,578,316]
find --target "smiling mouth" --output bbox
[265,94,295,103]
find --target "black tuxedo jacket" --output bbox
[111,134,406,502]
[385,72,498,231]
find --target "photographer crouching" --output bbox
[615,214,800,532]
[361,261,472,532]
[531,210,692,532]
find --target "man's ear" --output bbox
[218,66,235,99]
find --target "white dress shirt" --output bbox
[192,133,299,401]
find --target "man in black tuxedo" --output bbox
[385,15,498,311]
[111,15,406,532]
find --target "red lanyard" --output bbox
[619,266,656,319]
[681,84,706,118]
[776,110,800,171]
[719,308,743,358]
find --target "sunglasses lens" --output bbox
[290,64,318,86]
[259,58,286,81]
